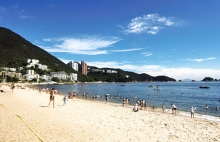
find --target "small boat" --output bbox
[148,85,154,87]
[199,85,210,89]
[120,84,125,86]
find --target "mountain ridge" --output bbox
[0,27,176,82]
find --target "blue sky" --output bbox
[1,0,220,80]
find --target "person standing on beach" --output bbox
[11,84,15,92]
[123,98,126,107]
[191,106,195,118]
[162,103,165,113]
[105,95,108,103]
[144,101,147,110]
[48,88,55,108]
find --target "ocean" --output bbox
[34,81,220,121]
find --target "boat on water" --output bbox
[199,85,210,89]
[148,85,154,87]
[120,84,125,86]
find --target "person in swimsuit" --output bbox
[11,84,15,92]
[162,103,165,113]
[48,88,55,108]
[191,106,195,118]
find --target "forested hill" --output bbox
[88,67,176,82]
[0,27,76,74]
[0,27,176,82]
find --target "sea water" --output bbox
[34,81,220,121]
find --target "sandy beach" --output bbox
[0,84,220,142]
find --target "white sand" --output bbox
[0,84,220,142]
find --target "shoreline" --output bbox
[8,82,220,122]
[3,82,220,122]
[1,84,220,141]
[79,97,220,123]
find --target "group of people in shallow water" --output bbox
[24,85,220,117]
[133,102,219,119]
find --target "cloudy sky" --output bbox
[1,0,220,80]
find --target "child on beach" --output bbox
[63,95,67,106]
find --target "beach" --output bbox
[0,84,220,142]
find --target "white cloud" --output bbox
[124,13,178,34]
[71,61,220,81]
[39,36,139,55]
[41,36,120,55]
[181,57,217,62]
[111,48,142,52]
[142,52,152,56]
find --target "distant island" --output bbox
[201,77,219,81]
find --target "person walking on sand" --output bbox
[48,88,55,108]
[162,103,165,113]
[191,106,196,118]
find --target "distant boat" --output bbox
[199,85,210,89]
[120,84,125,86]
[148,85,154,87]
[154,88,163,90]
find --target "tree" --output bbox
[51,77,60,83]
[6,75,19,83]
[31,78,37,82]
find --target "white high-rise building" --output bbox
[69,73,78,81]
[67,61,78,71]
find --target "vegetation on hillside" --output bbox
[201,77,219,81]
[0,27,177,82]
[0,27,90,82]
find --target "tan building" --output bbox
[81,60,87,75]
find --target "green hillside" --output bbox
[0,27,176,82]
[0,27,73,72]
[88,67,176,82]
[0,27,91,82]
